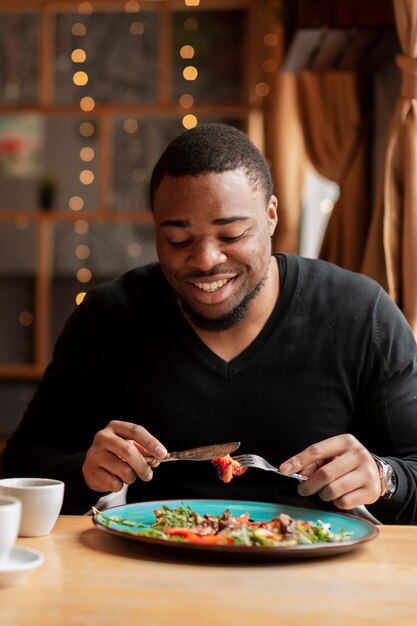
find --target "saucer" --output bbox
[0,546,44,587]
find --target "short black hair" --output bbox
[149,123,273,210]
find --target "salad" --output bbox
[97,504,352,547]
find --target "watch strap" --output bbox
[371,454,396,499]
[371,454,387,497]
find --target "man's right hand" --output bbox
[82,420,168,493]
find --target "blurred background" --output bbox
[0,0,403,453]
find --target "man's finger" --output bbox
[109,421,168,459]
[279,434,360,475]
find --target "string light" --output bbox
[78,2,93,14]
[71,23,86,36]
[79,169,94,185]
[71,49,86,63]
[69,195,84,211]
[79,121,95,137]
[180,5,200,129]
[263,32,278,47]
[179,94,194,109]
[180,45,194,59]
[75,244,91,259]
[182,114,197,129]
[80,96,95,111]
[130,22,144,35]
[80,146,94,161]
[70,8,95,299]
[262,59,277,73]
[73,70,89,86]
[18,311,34,326]
[74,219,89,235]
[123,118,138,133]
[75,292,87,305]
[184,18,198,31]
[183,66,198,81]
[125,0,140,12]
[255,82,270,97]
[256,26,279,103]
[77,267,92,283]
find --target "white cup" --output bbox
[0,478,64,537]
[0,496,22,565]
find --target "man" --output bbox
[3,123,417,523]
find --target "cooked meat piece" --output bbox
[211,454,248,483]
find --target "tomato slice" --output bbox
[165,527,233,545]
[234,512,251,526]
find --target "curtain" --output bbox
[361,0,417,337]
[267,72,307,254]
[296,71,371,272]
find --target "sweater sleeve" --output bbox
[1,295,107,514]
[356,287,417,524]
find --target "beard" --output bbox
[178,275,267,332]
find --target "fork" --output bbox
[232,453,382,524]
[232,454,307,481]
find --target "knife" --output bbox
[144,441,241,463]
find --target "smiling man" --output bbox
[3,123,417,524]
[154,168,279,359]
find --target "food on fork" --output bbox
[211,454,248,483]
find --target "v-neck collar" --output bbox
[165,254,299,380]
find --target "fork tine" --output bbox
[232,455,259,468]
[231,455,252,465]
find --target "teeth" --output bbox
[194,278,229,293]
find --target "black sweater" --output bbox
[3,254,417,523]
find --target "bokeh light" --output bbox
[182,114,198,129]
[75,292,87,305]
[69,195,84,211]
[74,219,89,234]
[18,311,34,326]
[71,49,87,63]
[77,267,92,283]
[80,97,95,112]
[183,66,198,81]
[80,147,95,162]
[71,23,86,36]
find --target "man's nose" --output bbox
[187,240,227,270]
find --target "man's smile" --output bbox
[193,278,231,293]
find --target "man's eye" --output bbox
[169,239,191,248]
[221,234,244,243]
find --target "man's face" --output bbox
[153,168,278,330]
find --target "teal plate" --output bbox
[92,499,379,561]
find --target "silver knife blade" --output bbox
[145,441,241,463]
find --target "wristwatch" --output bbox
[371,454,397,499]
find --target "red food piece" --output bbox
[211,454,248,483]
[164,527,233,545]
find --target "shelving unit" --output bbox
[0,0,279,441]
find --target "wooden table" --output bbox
[1,516,416,626]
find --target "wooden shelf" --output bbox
[0,0,277,381]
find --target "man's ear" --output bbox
[267,195,278,237]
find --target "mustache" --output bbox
[182,269,237,280]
